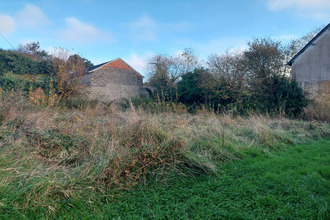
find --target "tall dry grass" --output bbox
[0,92,329,213]
[304,102,330,123]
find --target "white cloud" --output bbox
[128,15,157,41]
[268,0,330,20]
[16,4,50,28]
[59,17,113,44]
[0,14,15,36]
[125,52,154,74]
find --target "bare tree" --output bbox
[17,41,49,61]
[207,50,246,86]
[283,25,324,75]
[180,48,199,75]
[147,48,200,89]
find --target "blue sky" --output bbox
[0,0,329,77]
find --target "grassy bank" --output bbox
[0,93,329,218]
[97,138,330,219]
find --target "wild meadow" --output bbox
[0,91,329,219]
[1,29,330,219]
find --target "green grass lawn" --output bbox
[99,138,330,219]
[1,138,329,219]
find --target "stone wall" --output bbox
[84,83,143,101]
[292,28,330,105]
[83,67,144,101]
[92,68,143,87]
[304,80,330,104]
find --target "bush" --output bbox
[0,73,54,92]
[248,75,308,117]
[177,69,214,109]
[0,49,52,75]
[0,73,31,91]
[0,91,330,219]
[176,69,308,117]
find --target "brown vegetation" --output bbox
[1,92,329,189]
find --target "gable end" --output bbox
[88,58,143,78]
[287,23,330,66]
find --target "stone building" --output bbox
[81,58,147,101]
[287,23,330,104]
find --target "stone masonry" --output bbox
[288,23,330,105]
[81,58,144,101]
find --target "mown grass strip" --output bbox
[0,135,329,219]
[95,138,330,219]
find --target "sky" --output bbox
[0,0,329,77]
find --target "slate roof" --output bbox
[88,61,108,72]
[88,58,143,78]
[287,23,330,66]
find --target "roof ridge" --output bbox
[87,59,113,71]
[287,23,330,66]
[116,58,143,78]
[88,58,143,78]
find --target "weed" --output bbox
[305,102,330,122]
[0,92,329,218]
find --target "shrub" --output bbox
[0,91,329,219]
[0,73,30,91]
[177,69,215,109]
[249,75,308,117]
[0,49,52,75]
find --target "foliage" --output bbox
[58,95,99,110]
[147,37,310,117]
[0,27,323,118]
[147,48,200,101]
[147,48,199,88]
[177,68,215,108]
[17,41,49,62]
[120,96,187,114]
[51,48,88,101]
[243,38,284,80]
[248,75,308,117]
[0,46,92,106]
[0,73,50,92]
[283,26,324,66]
[96,138,330,219]
[0,92,329,218]
[230,38,308,116]
[0,49,52,75]
[68,54,94,69]
[0,72,61,107]
[176,66,307,116]
[208,50,246,86]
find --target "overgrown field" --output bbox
[0,93,329,218]
[93,138,330,219]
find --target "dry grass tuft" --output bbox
[0,92,329,214]
[304,102,330,123]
